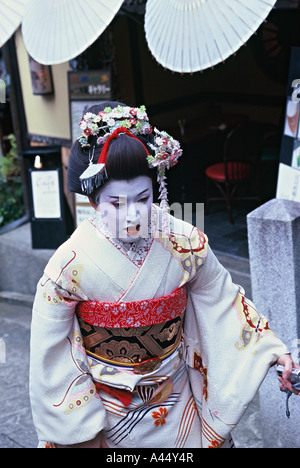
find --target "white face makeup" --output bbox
[96,176,153,243]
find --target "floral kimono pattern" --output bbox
[30,205,289,448]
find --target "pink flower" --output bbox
[170,155,178,167]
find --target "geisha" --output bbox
[29,101,299,448]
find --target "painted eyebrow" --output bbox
[137,189,150,196]
[107,189,150,199]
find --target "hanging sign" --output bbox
[68,70,111,101]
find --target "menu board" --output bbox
[31,170,61,219]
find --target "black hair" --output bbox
[105,133,153,180]
[67,101,156,198]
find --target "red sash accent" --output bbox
[76,286,187,328]
[94,383,133,407]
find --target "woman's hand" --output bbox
[277,354,300,395]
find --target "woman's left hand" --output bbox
[277,354,300,395]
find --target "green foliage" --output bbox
[0,135,25,228]
[0,134,20,180]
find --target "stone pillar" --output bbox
[247,198,300,448]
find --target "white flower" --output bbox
[107,118,116,127]
[83,112,95,121]
[155,137,165,146]
[111,108,123,119]
[137,109,148,120]
[122,107,131,118]
[101,114,111,122]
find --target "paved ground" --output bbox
[0,298,38,448]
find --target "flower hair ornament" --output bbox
[78,105,182,217]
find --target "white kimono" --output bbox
[29,205,289,448]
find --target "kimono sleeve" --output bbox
[30,269,108,446]
[184,244,290,447]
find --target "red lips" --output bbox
[127,224,141,235]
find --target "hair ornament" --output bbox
[78,105,151,148]
[78,105,183,217]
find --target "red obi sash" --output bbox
[76,286,187,328]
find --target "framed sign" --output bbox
[29,56,54,95]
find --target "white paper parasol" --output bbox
[0,0,28,48]
[22,0,124,65]
[145,0,277,73]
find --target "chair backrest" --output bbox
[223,122,264,182]
[224,122,264,163]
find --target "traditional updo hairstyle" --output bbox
[67,101,158,205]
